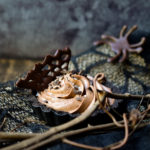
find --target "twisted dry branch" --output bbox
[1,92,106,150]
[1,91,150,150]
[62,113,129,150]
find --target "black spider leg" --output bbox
[0,108,25,127]
[123,66,147,95]
[122,68,130,94]
[104,80,125,94]
[83,46,121,73]
[83,50,128,93]
[127,66,149,75]
[123,66,150,95]
[1,99,35,116]
[105,79,127,118]
[81,47,118,76]
[127,72,150,94]
[127,61,150,72]
[124,56,150,94]
[84,47,109,73]
[71,56,79,72]
[1,108,48,132]
[72,47,98,72]
[92,47,113,57]
[4,108,25,124]
[84,59,106,74]
[0,108,30,132]
[0,109,7,123]
[92,45,122,60]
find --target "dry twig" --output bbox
[62,114,128,150]
[1,93,106,150]
[0,117,150,149]
[1,117,150,141]
[105,92,150,101]
[1,91,150,150]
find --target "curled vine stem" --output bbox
[62,138,102,150]
[129,104,150,136]
[1,91,150,150]
[2,94,106,150]
[62,113,129,150]
[107,113,129,150]
[93,74,123,128]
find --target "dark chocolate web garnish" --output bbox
[16,47,71,91]
[94,25,146,63]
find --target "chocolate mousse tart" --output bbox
[16,47,123,126]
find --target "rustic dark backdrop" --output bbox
[0,0,149,58]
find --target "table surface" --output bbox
[0,58,39,82]
[0,44,150,150]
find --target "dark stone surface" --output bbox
[0,0,150,58]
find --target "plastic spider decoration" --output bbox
[94,25,146,63]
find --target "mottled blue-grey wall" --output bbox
[0,0,150,58]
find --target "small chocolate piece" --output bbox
[94,25,146,62]
[16,47,71,91]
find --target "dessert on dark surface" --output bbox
[37,72,115,114]
[1,24,150,149]
[16,47,121,126]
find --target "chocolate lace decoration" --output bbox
[16,47,71,91]
[94,25,146,62]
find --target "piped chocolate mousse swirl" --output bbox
[16,48,115,115]
[37,72,115,114]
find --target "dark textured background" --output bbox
[0,0,150,58]
[0,1,150,150]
